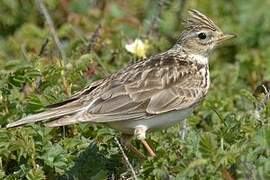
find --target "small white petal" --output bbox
[125,38,149,58]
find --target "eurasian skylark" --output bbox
[7,10,236,157]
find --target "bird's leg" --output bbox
[140,139,156,157]
[134,125,156,157]
[121,134,146,159]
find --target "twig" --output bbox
[87,23,102,52]
[180,119,188,140]
[207,103,225,122]
[114,137,138,180]
[147,0,168,36]
[36,0,69,95]
[38,38,49,56]
[36,0,67,65]
[178,0,187,17]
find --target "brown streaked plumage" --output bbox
[6,10,236,157]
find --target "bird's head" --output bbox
[176,10,236,57]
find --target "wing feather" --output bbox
[82,50,208,122]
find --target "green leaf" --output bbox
[199,133,218,158]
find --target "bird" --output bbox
[6,10,236,157]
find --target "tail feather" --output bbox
[45,115,80,127]
[6,105,83,128]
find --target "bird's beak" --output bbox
[217,33,237,43]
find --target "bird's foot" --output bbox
[134,125,156,157]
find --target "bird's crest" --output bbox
[183,10,221,31]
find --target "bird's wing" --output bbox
[79,50,208,123]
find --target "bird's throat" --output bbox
[189,54,209,65]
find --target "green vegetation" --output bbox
[0,0,269,179]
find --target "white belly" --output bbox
[106,107,194,134]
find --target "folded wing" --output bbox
[81,51,207,123]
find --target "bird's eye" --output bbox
[198,33,207,40]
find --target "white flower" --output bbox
[125,38,149,58]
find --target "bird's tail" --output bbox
[6,104,83,128]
